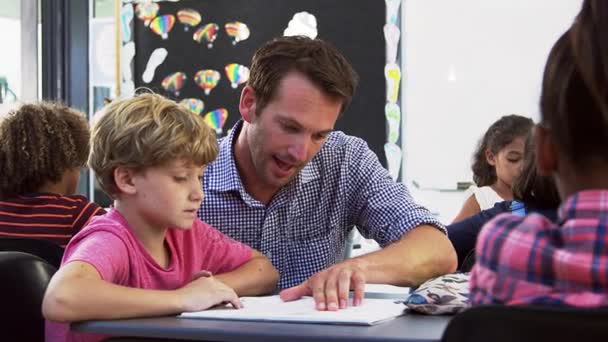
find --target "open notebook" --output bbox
[179,295,406,325]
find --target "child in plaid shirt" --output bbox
[470,0,608,306]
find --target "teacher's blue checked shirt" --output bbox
[198,121,445,289]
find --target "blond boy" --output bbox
[43,93,278,342]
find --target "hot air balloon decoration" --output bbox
[177,8,201,32]
[194,69,221,95]
[193,23,219,48]
[203,108,229,135]
[150,14,176,40]
[224,21,250,45]
[135,2,159,27]
[224,64,250,89]
[161,71,187,96]
[179,98,205,115]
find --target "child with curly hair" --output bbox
[0,102,105,249]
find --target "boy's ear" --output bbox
[239,85,257,123]
[113,166,138,195]
[534,125,558,176]
[485,148,496,166]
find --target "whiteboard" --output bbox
[402,0,582,190]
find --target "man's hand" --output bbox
[279,260,367,311]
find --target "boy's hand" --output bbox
[177,273,243,312]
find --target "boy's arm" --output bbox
[214,250,279,296]
[42,261,241,322]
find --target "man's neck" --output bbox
[233,124,280,205]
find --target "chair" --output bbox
[441,304,608,342]
[0,251,57,342]
[0,236,64,268]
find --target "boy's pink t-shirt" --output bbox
[46,209,253,342]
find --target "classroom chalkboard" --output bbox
[127,0,389,167]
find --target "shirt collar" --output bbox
[206,120,244,192]
[558,190,608,221]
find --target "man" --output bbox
[198,36,457,311]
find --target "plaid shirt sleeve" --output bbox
[470,194,608,307]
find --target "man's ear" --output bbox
[485,148,496,166]
[534,124,558,176]
[113,166,138,195]
[239,85,257,123]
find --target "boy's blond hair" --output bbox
[89,93,218,198]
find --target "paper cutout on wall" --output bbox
[179,98,205,115]
[121,42,136,82]
[384,24,400,64]
[150,15,176,40]
[142,48,168,83]
[177,8,201,31]
[161,72,187,96]
[135,2,159,27]
[385,0,402,25]
[384,142,402,181]
[385,103,401,144]
[225,21,250,45]
[121,80,135,97]
[193,23,219,48]
[283,12,318,39]
[121,4,134,42]
[204,108,229,134]
[194,69,221,95]
[224,64,250,89]
[384,63,401,103]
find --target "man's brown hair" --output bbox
[248,35,359,115]
[0,102,90,198]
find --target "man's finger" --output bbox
[351,272,366,306]
[311,278,328,311]
[324,270,341,311]
[337,270,351,309]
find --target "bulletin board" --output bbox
[118,0,403,173]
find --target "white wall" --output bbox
[402,0,582,191]
[401,0,582,222]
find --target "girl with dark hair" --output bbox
[448,132,560,271]
[470,0,608,306]
[452,114,533,223]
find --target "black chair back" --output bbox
[0,251,57,342]
[442,304,608,342]
[0,237,64,268]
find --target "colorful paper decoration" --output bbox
[120,4,134,42]
[384,142,402,181]
[161,71,187,96]
[384,24,400,64]
[203,108,229,134]
[150,14,176,40]
[193,23,219,48]
[177,8,201,31]
[135,2,159,27]
[194,69,221,95]
[385,103,401,144]
[384,63,401,103]
[224,63,250,89]
[224,21,250,45]
[179,98,205,115]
